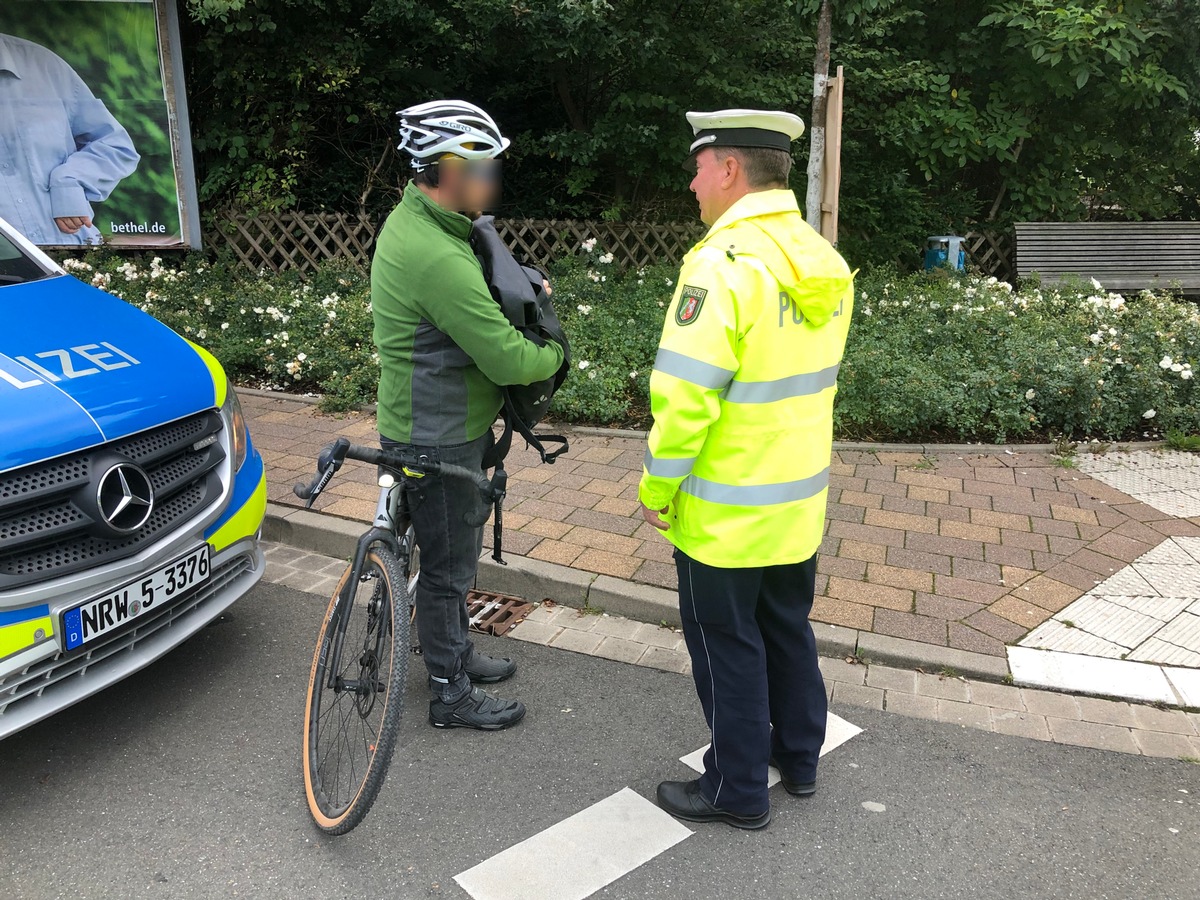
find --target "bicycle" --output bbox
[293,436,506,834]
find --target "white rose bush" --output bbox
[838,270,1200,441]
[62,252,377,412]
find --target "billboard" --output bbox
[0,0,201,249]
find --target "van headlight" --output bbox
[221,387,249,471]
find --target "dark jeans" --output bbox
[381,431,491,702]
[674,549,828,816]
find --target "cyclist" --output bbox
[371,100,565,731]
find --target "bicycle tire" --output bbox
[303,546,409,834]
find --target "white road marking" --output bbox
[453,787,692,900]
[679,711,863,785]
[455,714,862,900]
[816,711,865,755]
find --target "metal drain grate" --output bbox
[467,590,534,636]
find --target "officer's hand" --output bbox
[542,279,553,296]
[55,216,93,234]
[640,502,670,531]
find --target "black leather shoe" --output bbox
[770,758,817,797]
[464,651,517,684]
[655,779,770,830]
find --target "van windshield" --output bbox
[0,232,53,285]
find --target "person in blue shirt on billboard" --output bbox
[0,33,139,245]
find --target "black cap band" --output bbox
[689,127,793,156]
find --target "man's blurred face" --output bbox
[439,158,501,215]
[689,148,734,227]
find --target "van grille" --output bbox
[0,411,225,589]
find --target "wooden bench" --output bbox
[1014,222,1200,295]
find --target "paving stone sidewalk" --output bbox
[261,541,1200,762]
[245,391,1200,664]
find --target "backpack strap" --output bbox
[487,409,514,468]
[503,392,569,464]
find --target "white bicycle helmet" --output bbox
[397,100,511,171]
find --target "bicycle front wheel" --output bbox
[303,546,409,834]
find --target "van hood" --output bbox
[0,274,219,472]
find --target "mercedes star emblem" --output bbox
[96,463,155,533]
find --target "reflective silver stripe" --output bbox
[643,449,697,478]
[679,468,830,507]
[722,363,841,404]
[653,347,735,390]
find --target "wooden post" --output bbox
[805,0,833,230]
[820,66,845,246]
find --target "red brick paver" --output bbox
[244,393,1200,658]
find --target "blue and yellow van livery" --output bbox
[0,219,266,739]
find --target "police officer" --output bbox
[639,109,855,829]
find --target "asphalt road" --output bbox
[2,581,1198,900]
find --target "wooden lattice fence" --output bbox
[208,212,378,273]
[500,219,706,271]
[207,209,1014,280]
[207,210,706,274]
[965,229,1014,281]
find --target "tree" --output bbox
[821,0,1199,264]
[181,0,821,218]
[179,0,1200,268]
[805,0,833,230]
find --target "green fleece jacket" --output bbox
[371,185,565,445]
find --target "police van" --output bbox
[0,217,267,739]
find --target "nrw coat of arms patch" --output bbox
[675,285,708,326]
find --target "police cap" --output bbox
[685,109,806,159]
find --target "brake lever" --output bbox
[294,462,337,509]
[293,437,350,507]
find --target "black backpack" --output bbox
[470,215,571,466]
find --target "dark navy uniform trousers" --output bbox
[674,548,827,816]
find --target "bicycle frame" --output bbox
[296,438,499,692]
[323,478,409,693]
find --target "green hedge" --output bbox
[839,269,1199,442]
[61,250,1200,442]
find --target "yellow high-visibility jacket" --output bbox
[638,189,854,568]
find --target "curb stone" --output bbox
[263,503,358,560]
[476,552,595,609]
[857,632,1010,682]
[264,505,1015,684]
[588,575,679,626]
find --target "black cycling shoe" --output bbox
[655,779,770,830]
[429,687,526,731]
[769,757,817,797]
[464,651,517,684]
